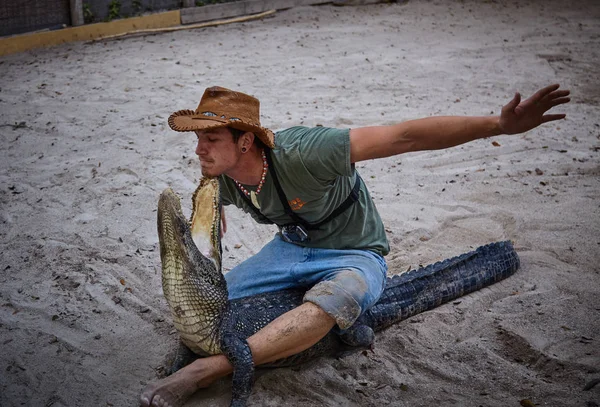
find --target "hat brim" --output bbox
[168,109,275,148]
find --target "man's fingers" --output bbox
[221,207,227,235]
[547,89,570,99]
[548,97,571,108]
[504,92,521,112]
[541,89,570,106]
[533,83,561,100]
[541,114,566,123]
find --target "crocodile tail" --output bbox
[365,241,520,332]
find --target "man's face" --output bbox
[194,127,239,177]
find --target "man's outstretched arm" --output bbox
[349,84,570,163]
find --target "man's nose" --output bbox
[195,140,207,156]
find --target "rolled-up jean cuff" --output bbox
[303,280,362,330]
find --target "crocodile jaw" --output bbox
[157,184,227,355]
[190,177,222,271]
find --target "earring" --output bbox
[241,147,247,153]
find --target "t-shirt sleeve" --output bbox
[296,126,352,181]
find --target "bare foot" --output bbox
[140,370,196,407]
[140,355,233,407]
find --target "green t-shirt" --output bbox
[219,126,390,256]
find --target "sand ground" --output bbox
[1,1,599,406]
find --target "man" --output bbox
[141,84,569,407]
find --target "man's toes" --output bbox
[140,389,153,407]
[151,395,161,407]
[140,387,167,407]
[151,395,173,407]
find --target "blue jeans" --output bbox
[225,234,387,330]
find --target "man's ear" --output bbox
[241,132,255,150]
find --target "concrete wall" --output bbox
[0,0,242,37]
[1,0,71,37]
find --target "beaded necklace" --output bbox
[234,149,268,209]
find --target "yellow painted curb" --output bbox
[0,10,181,57]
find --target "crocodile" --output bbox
[157,177,520,406]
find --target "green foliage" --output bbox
[83,3,94,24]
[107,0,121,21]
[132,0,142,13]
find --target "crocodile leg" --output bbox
[168,340,199,376]
[338,324,375,347]
[221,332,254,407]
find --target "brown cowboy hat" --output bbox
[168,86,275,148]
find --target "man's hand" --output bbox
[499,84,570,135]
[220,206,227,238]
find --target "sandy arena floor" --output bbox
[1,1,599,406]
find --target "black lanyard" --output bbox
[235,149,361,230]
